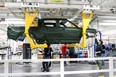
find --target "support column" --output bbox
[24,11,47,48]
[4,60,8,77]
[60,60,64,77]
[76,13,94,48]
[109,58,113,77]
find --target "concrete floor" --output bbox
[0,61,110,77]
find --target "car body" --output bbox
[7,18,97,44]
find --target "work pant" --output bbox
[63,54,67,65]
[101,53,105,65]
[96,55,102,70]
[49,54,52,68]
[42,56,50,72]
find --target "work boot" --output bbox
[42,69,45,72]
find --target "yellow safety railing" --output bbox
[24,11,47,49]
[76,13,94,48]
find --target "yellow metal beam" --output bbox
[76,13,94,48]
[24,11,47,49]
[68,43,75,48]
[51,0,64,3]
[98,76,104,77]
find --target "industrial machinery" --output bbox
[7,18,97,45]
[5,1,99,48]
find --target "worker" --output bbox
[100,41,105,65]
[42,43,53,72]
[48,46,53,68]
[61,44,68,65]
[96,40,105,69]
[68,44,75,63]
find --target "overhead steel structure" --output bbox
[0,0,90,19]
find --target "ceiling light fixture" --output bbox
[99,23,116,26]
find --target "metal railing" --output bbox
[0,57,116,77]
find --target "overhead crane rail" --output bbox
[2,0,89,5]
[4,0,89,9]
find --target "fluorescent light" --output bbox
[98,16,116,19]
[99,23,116,26]
[100,20,116,23]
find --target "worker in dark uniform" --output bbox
[101,41,105,65]
[68,44,75,63]
[96,40,105,69]
[42,43,53,72]
[48,47,53,68]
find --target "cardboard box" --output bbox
[53,55,59,59]
[53,55,60,64]
[37,52,43,59]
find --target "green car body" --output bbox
[7,18,97,44]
